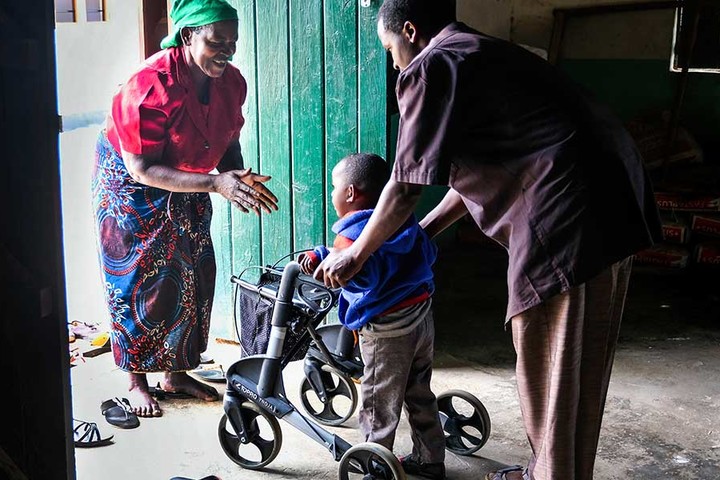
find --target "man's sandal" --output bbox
[485,465,528,480]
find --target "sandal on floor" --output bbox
[68,320,100,339]
[100,397,140,429]
[485,465,527,480]
[169,476,221,480]
[148,382,195,400]
[189,365,225,383]
[73,419,114,448]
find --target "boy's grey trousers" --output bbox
[358,299,446,463]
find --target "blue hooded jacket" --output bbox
[311,210,437,330]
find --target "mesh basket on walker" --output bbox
[235,270,313,362]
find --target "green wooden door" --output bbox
[210,0,387,339]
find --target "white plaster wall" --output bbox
[457,0,675,58]
[457,0,513,40]
[55,0,142,115]
[56,0,143,326]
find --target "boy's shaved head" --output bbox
[339,153,390,202]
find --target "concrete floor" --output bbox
[69,245,720,480]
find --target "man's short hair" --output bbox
[378,0,455,35]
[340,153,390,200]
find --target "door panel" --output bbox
[290,0,325,252]
[324,0,360,239]
[257,0,293,264]
[211,0,387,338]
[358,3,387,155]
[231,0,262,269]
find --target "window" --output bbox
[55,0,76,23]
[86,0,106,22]
[671,4,720,73]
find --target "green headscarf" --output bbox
[160,0,238,49]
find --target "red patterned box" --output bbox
[695,242,720,266]
[661,221,690,244]
[691,215,720,239]
[634,244,690,268]
[655,192,720,212]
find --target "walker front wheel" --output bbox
[437,389,491,455]
[299,365,358,426]
[218,401,282,470]
[338,442,406,480]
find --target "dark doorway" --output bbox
[141,0,170,59]
[0,0,75,479]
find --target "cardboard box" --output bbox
[695,242,720,266]
[691,214,720,239]
[626,117,703,171]
[634,244,690,268]
[661,221,690,244]
[655,192,720,212]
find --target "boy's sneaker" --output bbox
[399,455,446,480]
[361,458,391,480]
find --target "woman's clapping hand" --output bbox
[215,168,278,214]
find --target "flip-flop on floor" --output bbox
[189,366,226,383]
[100,397,140,429]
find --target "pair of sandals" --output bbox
[74,397,139,448]
[74,396,152,448]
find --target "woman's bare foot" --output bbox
[161,371,219,401]
[127,372,163,417]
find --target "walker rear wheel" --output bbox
[299,365,358,426]
[338,442,406,480]
[218,401,282,470]
[437,389,491,455]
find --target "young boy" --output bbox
[299,153,446,480]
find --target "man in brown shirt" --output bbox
[314,1,662,479]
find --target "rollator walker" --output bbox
[218,260,491,479]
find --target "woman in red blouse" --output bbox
[92,0,277,418]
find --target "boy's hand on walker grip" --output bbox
[298,253,318,275]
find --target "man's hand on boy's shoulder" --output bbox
[313,247,366,289]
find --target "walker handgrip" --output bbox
[257,262,302,397]
[273,262,302,307]
[296,280,338,316]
